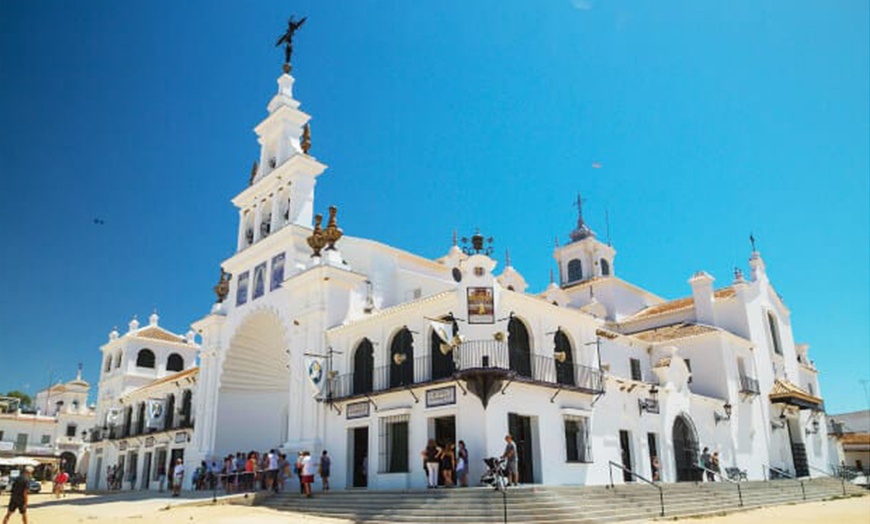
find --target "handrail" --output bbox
[608,461,664,517]
[762,464,794,480]
[698,464,742,507]
[806,463,846,496]
[762,464,805,500]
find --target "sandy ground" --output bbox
[2,490,867,523]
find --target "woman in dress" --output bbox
[456,440,469,487]
[441,442,455,487]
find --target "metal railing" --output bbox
[698,464,743,507]
[763,464,805,500]
[806,463,847,496]
[738,375,760,394]
[327,340,604,400]
[608,461,664,517]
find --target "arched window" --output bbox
[104,357,112,373]
[352,339,375,395]
[767,312,782,355]
[567,259,583,283]
[164,393,175,430]
[166,353,184,372]
[123,406,133,437]
[600,258,610,276]
[389,328,415,388]
[430,322,456,381]
[114,353,122,369]
[136,349,156,369]
[508,317,532,378]
[554,330,575,386]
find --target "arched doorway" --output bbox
[214,310,290,455]
[352,338,374,395]
[553,330,575,386]
[673,415,701,481]
[430,325,456,381]
[60,452,76,475]
[389,328,414,388]
[508,317,532,378]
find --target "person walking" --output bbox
[711,452,721,480]
[53,469,69,498]
[456,441,469,487]
[502,434,518,487]
[421,439,441,488]
[2,466,32,524]
[171,458,184,497]
[295,452,305,494]
[319,450,331,491]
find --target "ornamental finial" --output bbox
[276,15,307,73]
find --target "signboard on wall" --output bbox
[119,441,128,451]
[236,271,249,306]
[175,432,187,444]
[252,262,267,300]
[426,386,456,408]
[467,287,494,324]
[145,436,155,448]
[346,401,370,420]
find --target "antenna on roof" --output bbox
[749,233,757,252]
[605,208,612,246]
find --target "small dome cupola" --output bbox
[553,193,616,287]
[568,194,596,243]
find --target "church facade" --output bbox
[88,60,831,491]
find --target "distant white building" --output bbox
[86,312,199,491]
[827,410,870,474]
[0,368,95,477]
[89,60,833,491]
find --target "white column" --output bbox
[271,192,281,233]
[237,209,248,251]
[253,203,263,243]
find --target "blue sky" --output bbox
[1,1,867,413]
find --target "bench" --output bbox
[725,467,747,481]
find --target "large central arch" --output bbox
[673,414,701,482]
[214,309,290,455]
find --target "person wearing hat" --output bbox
[3,466,32,524]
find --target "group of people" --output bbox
[421,439,469,488]
[700,447,721,481]
[194,449,330,498]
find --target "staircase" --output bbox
[790,442,809,477]
[259,478,866,523]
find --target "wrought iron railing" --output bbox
[326,340,604,400]
[608,461,664,517]
[739,375,760,394]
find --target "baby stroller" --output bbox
[480,457,509,490]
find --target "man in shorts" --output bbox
[3,466,32,524]
[171,458,184,497]
[502,434,518,486]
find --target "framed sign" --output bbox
[426,385,456,408]
[346,401,370,420]
[236,271,249,306]
[96,447,103,455]
[252,262,267,300]
[271,252,285,291]
[175,432,187,444]
[467,287,495,324]
[145,436,155,448]
[119,441,128,451]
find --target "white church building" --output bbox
[88,58,831,491]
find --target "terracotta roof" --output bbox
[127,367,199,396]
[840,433,870,445]
[625,287,736,321]
[769,378,823,408]
[629,322,718,343]
[135,326,186,343]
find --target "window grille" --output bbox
[564,415,592,463]
[630,358,642,381]
[379,414,410,473]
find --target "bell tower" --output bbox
[553,194,616,287]
[232,64,326,252]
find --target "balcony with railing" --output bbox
[326,340,604,401]
[739,375,760,395]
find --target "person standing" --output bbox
[2,466,32,524]
[700,447,713,481]
[53,469,69,498]
[157,463,166,493]
[421,439,441,488]
[502,434,518,487]
[171,458,184,497]
[441,443,455,487]
[319,450,331,491]
[711,452,721,480]
[456,441,469,487]
[295,452,304,494]
[301,451,315,498]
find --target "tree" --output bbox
[4,390,32,410]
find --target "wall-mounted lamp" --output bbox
[771,419,786,430]
[714,402,733,424]
[638,385,660,415]
[805,418,820,436]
